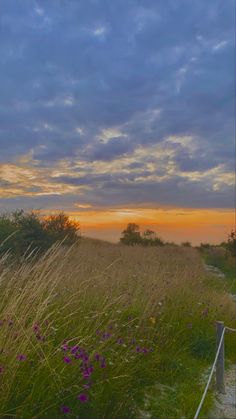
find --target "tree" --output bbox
[0,210,80,259]
[142,229,164,246]
[120,223,142,245]
[181,241,191,247]
[42,213,80,244]
[227,230,236,257]
[120,224,164,246]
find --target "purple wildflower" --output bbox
[75,353,82,360]
[8,320,13,327]
[63,356,72,364]
[117,338,124,345]
[82,354,89,362]
[135,346,141,353]
[71,345,79,354]
[36,334,45,342]
[77,393,89,403]
[83,371,91,379]
[102,332,111,340]
[100,360,106,368]
[17,354,27,361]
[94,353,100,361]
[0,366,4,374]
[33,323,40,333]
[0,320,4,326]
[83,382,92,389]
[60,405,71,414]
[61,344,69,351]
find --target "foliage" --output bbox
[227,230,236,257]
[0,242,235,418]
[42,213,79,244]
[120,223,142,245]
[120,223,164,246]
[0,210,80,258]
[181,241,192,247]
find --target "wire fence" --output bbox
[194,322,236,419]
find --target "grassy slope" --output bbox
[203,246,236,293]
[0,240,235,418]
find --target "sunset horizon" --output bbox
[0,0,235,245]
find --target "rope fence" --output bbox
[194,321,236,419]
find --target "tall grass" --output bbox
[0,239,235,418]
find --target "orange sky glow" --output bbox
[65,207,235,245]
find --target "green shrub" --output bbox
[0,210,80,259]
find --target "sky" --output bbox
[0,0,235,244]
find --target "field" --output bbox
[0,239,235,418]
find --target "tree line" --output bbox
[0,210,79,259]
[0,210,235,259]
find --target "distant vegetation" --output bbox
[120,223,164,246]
[0,210,80,258]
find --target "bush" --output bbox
[0,210,80,259]
[42,213,79,244]
[120,224,164,246]
[227,230,236,257]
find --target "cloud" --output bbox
[0,0,234,212]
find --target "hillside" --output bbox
[0,240,235,418]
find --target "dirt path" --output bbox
[209,364,236,419]
[204,263,236,419]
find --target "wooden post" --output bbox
[216,321,225,394]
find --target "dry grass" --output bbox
[0,239,235,418]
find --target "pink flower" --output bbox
[63,356,72,364]
[77,393,89,403]
[60,405,71,414]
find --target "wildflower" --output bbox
[77,393,89,403]
[71,345,79,354]
[100,360,106,368]
[135,346,141,353]
[0,366,4,374]
[17,354,27,361]
[60,405,71,414]
[83,371,91,379]
[117,338,124,345]
[33,323,40,333]
[8,320,13,326]
[149,317,156,324]
[94,353,100,361]
[61,344,69,351]
[63,356,72,364]
[101,332,111,340]
[83,382,91,389]
[36,334,45,342]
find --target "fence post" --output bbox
[216,321,225,394]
